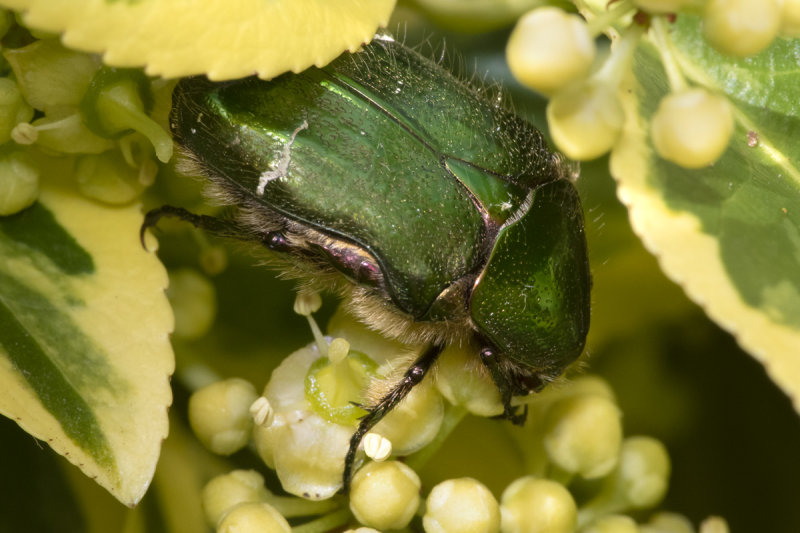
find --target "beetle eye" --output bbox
[264,231,289,251]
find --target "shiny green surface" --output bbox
[471,180,590,376]
[171,37,560,318]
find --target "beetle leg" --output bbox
[479,347,528,425]
[140,205,258,249]
[342,343,444,491]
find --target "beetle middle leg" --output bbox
[342,343,444,491]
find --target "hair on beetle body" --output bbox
[143,32,591,492]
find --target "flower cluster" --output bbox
[505,0,799,168]
[187,298,728,533]
[0,14,171,215]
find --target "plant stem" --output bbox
[651,16,689,92]
[291,508,351,533]
[267,495,340,518]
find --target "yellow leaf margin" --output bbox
[3,0,396,80]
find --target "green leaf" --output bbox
[2,0,396,80]
[0,165,173,505]
[611,16,800,413]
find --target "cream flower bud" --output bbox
[217,502,291,533]
[543,394,622,479]
[700,516,729,533]
[640,512,694,533]
[500,477,577,533]
[0,148,39,216]
[547,81,624,161]
[424,478,501,533]
[611,437,671,509]
[582,514,639,533]
[201,470,270,526]
[188,377,258,455]
[506,7,595,96]
[436,344,503,417]
[349,461,421,530]
[373,377,444,455]
[167,268,217,340]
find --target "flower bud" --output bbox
[29,112,114,154]
[74,151,148,205]
[703,0,780,57]
[699,516,729,533]
[651,89,733,169]
[582,514,639,533]
[0,148,39,216]
[547,81,624,160]
[202,470,270,526]
[639,512,693,533]
[506,7,595,96]
[0,78,33,144]
[436,344,503,417]
[349,461,421,530]
[216,502,291,533]
[373,376,444,455]
[189,378,258,455]
[424,478,500,533]
[543,394,622,479]
[166,268,217,340]
[609,437,671,510]
[4,38,100,113]
[500,476,577,533]
[779,0,800,37]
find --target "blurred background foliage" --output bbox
[2,3,800,532]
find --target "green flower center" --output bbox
[304,346,378,425]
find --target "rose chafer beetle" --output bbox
[143,34,591,490]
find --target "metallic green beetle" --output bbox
[144,34,591,489]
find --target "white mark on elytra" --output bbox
[256,119,309,196]
[521,283,535,312]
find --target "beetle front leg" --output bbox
[140,205,261,249]
[342,344,444,492]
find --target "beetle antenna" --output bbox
[342,343,444,491]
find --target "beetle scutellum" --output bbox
[143,33,591,490]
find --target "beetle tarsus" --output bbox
[342,344,444,492]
